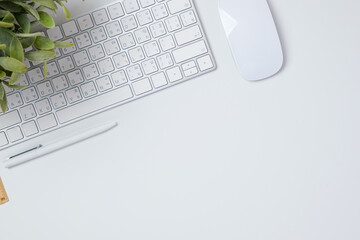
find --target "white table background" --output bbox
[1,0,360,239]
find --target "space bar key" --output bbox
[56,85,133,124]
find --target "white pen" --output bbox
[4,122,118,169]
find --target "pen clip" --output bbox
[7,145,42,160]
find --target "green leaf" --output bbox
[33,0,58,10]
[15,32,42,38]
[0,9,9,18]
[39,11,55,28]
[0,71,6,79]
[34,36,55,50]
[0,82,5,100]
[43,61,47,78]
[0,57,27,72]
[0,2,23,13]
[20,37,36,49]
[25,49,56,62]
[10,37,24,62]
[54,41,74,48]
[56,0,71,19]
[0,21,14,28]
[0,27,14,56]
[2,81,26,90]
[9,72,23,85]
[37,6,46,12]
[15,14,31,33]
[2,12,15,23]
[0,93,8,113]
[0,44,6,50]
[14,2,40,20]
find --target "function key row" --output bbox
[47,0,192,40]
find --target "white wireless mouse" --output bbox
[219,0,283,81]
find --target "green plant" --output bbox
[0,0,75,113]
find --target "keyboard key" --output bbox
[7,126,23,142]
[0,132,9,147]
[103,39,121,55]
[123,0,140,14]
[98,58,115,74]
[152,4,168,20]
[73,50,90,66]
[134,27,151,44]
[167,0,191,14]
[157,53,173,69]
[136,9,153,26]
[96,76,113,92]
[111,70,128,86]
[151,72,168,88]
[142,59,158,74]
[183,66,198,77]
[81,82,97,98]
[132,78,152,95]
[92,8,109,25]
[107,3,125,19]
[47,26,63,41]
[181,60,196,70]
[180,10,197,26]
[77,14,94,31]
[174,25,202,46]
[46,62,60,78]
[50,93,67,109]
[0,111,21,130]
[22,87,39,103]
[37,114,57,131]
[105,21,122,37]
[128,47,145,62]
[68,70,85,85]
[159,35,176,51]
[119,33,136,49]
[56,85,133,124]
[37,81,54,97]
[90,26,107,43]
[144,41,160,57]
[52,75,69,91]
[126,64,143,80]
[58,56,75,72]
[65,87,82,104]
[22,121,39,137]
[149,22,166,38]
[113,52,130,68]
[35,99,52,115]
[88,45,105,61]
[139,0,155,8]
[75,32,92,48]
[121,15,138,32]
[83,64,99,80]
[166,66,183,82]
[197,55,214,71]
[7,93,23,109]
[172,40,208,63]
[165,16,181,32]
[27,68,44,83]
[62,20,79,36]
[55,48,62,57]
[20,104,37,120]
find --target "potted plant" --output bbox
[0,0,75,113]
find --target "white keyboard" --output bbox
[0,0,216,150]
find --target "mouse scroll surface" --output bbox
[219,0,283,81]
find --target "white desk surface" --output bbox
[1,0,360,239]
